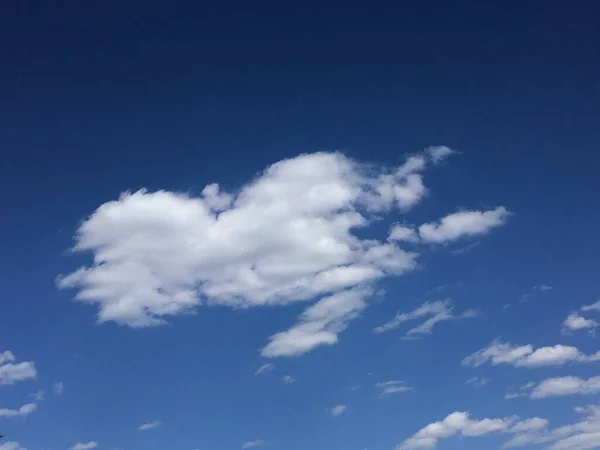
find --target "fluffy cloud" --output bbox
[331,405,347,416]
[0,352,36,386]
[255,363,274,375]
[462,341,600,368]
[388,225,419,243]
[0,403,37,418]
[242,439,264,449]
[418,207,510,243]
[375,380,413,397]
[373,300,478,337]
[0,442,27,450]
[70,443,98,450]
[562,301,600,334]
[0,352,14,365]
[503,404,600,449]
[397,411,542,449]
[529,376,600,399]
[57,150,507,357]
[137,420,161,431]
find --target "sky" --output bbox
[1,2,600,450]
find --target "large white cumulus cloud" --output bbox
[57,148,507,356]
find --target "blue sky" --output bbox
[1,2,600,450]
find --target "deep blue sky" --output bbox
[1,2,600,450]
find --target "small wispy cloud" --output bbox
[519,284,553,303]
[466,377,489,387]
[138,420,161,431]
[54,381,64,396]
[451,241,480,255]
[242,439,265,449]
[255,363,274,375]
[375,380,413,397]
[330,405,347,417]
[28,390,45,401]
[70,442,98,450]
[373,299,478,338]
[282,375,296,384]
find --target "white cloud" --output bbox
[466,377,489,387]
[56,150,505,357]
[282,375,296,384]
[562,301,600,335]
[0,356,36,386]
[0,403,37,418]
[563,314,598,334]
[242,439,264,449]
[581,301,600,312]
[54,381,64,395]
[418,207,510,243]
[502,404,600,449]
[373,300,478,337]
[262,289,370,357]
[462,340,600,368]
[331,405,347,416]
[426,146,456,164]
[530,376,600,399]
[137,420,161,431]
[388,225,419,243]
[0,442,27,450]
[70,443,98,450]
[397,411,539,449]
[535,284,554,291]
[375,380,413,397]
[255,363,274,375]
[0,352,15,365]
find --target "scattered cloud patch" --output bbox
[388,225,419,243]
[397,411,543,449]
[418,207,510,243]
[535,285,554,292]
[373,299,478,338]
[331,405,347,417]
[502,404,600,449]
[282,375,296,384]
[138,420,161,431]
[0,403,37,418]
[462,341,600,368]
[262,289,372,357]
[426,145,456,164]
[0,352,36,386]
[466,377,489,387]
[242,439,265,449]
[255,363,274,375]
[54,381,64,395]
[70,443,98,450]
[0,442,27,450]
[451,241,480,255]
[28,390,45,402]
[530,376,600,399]
[563,301,600,335]
[375,380,413,397]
